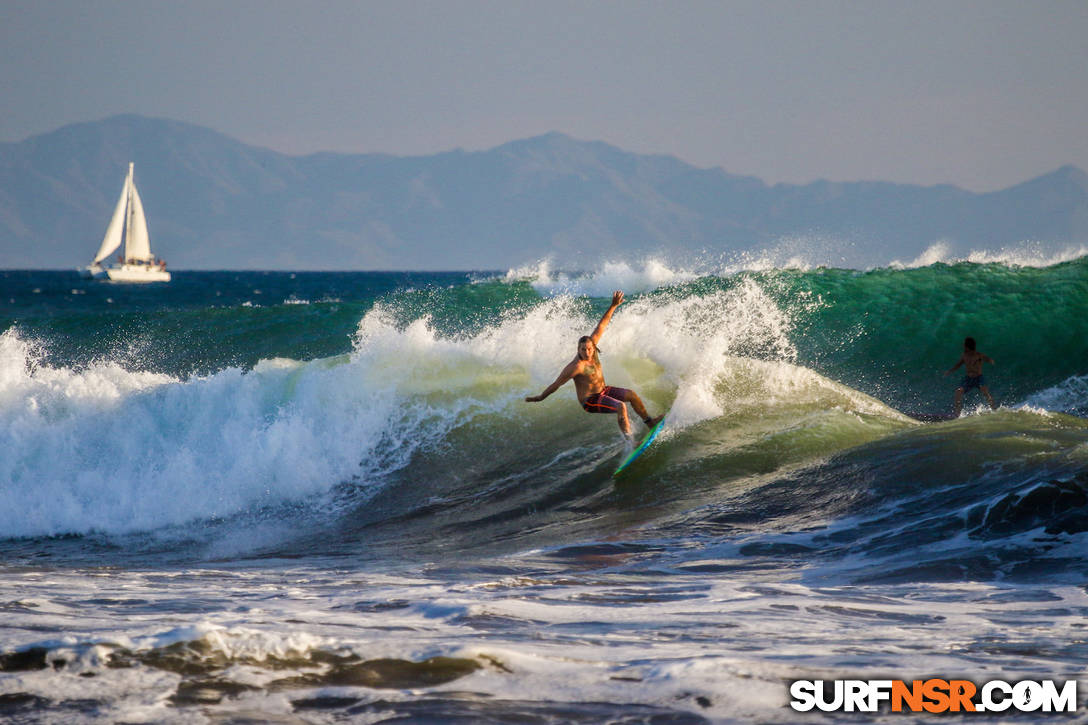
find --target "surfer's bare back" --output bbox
[525,290,662,438]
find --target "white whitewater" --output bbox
[80,162,170,283]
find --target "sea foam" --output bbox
[1023,373,1088,416]
[0,328,407,538]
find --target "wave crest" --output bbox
[892,241,1088,269]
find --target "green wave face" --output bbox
[767,259,1088,411]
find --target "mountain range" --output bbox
[2,115,1086,270]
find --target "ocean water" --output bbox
[2,252,1088,723]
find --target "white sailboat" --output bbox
[80,163,170,282]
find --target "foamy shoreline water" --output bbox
[2,556,1085,722]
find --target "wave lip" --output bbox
[502,258,700,297]
[891,241,1088,269]
[506,243,1088,290]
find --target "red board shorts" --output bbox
[582,386,632,414]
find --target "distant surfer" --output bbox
[525,290,662,440]
[944,336,997,415]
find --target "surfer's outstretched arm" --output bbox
[944,355,964,376]
[525,361,578,402]
[589,291,624,345]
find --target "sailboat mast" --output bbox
[123,162,135,263]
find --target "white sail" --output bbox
[93,168,131,264]
[125,180,152,262]
[83,162,170,282]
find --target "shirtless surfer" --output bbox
[944,336,997,415]
[525,290,662,439]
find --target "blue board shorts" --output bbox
[582,386,632,414]
[960,375,985,391]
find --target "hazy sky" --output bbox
[3,0,1086,191]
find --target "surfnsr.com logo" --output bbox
[789,679,1078,713]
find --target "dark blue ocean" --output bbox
[2,255,1088,722]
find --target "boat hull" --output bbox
[103,264,171,283]
[78,264,108,280]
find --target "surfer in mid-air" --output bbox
[525,290,662,440]
[944,336,997,415]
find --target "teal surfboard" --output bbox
[613,417,666,477]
